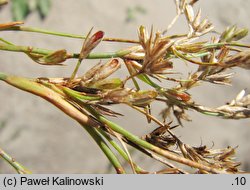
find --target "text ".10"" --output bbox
[233,177,246,186]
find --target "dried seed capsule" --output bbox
[149,59,173,74]
[27,49,67,65]
[89,78,123,89]
[93,59,121,81]
[129,90,158,106]
[167,90,191,102]
[79,30,104,60]
[81,59,121,84]
[102,89,132,104]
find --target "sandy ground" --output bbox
[0,0,250,173]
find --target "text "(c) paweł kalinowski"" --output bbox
[20,176,104,186]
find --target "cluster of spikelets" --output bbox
[0,0,250,173]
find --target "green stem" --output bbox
[81,125,126,174]
[0,147,32,174]
[137,74,161,89]
[0,72,7,80]
[98,129,146,173]
[70,59,82,80]
[0,43,53,55]
[0,43,140,60]
[3,26,139,44]
[0,37,14,45]
[203,42,250,49]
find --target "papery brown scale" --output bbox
[189,0,199,6]
[147,26,154,50]
[185,4,194,23]
[89,78,123,90]
[177,43,204,53]
[129,90,158,106]
[196,19,211,32]
[94,59,121,81]
[43,49,68,65]
[216,147,236,161]
[224,50,250,69]
[193,8,201,29]
[81,62,102,82]
[124,60,141,74]
[27,49,67,65]
[138,26,147,48]
[193,146,210,156]
[81,59,121,84]
[0,21,23,30]
[103,89,132,104]
[217,46,229,62]
[150,60,173,74]
[240,94,250,106]
[152,41,171,57]
[90,104,123,117]
[153,32,161,46]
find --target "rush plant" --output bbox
[0,0,250,174]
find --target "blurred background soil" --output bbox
[0,0,250,173]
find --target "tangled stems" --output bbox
[0,73,126,173]
[0,73,225,173]
[81,125,126,174]
[1,25,249,173]
[1,1,250,173]
[97,129,147,174]
[90,112,224,174]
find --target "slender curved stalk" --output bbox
[0,43,140,60]
[2,26,140,44]
[70,59,82,80]
[0,43,53,55]
[98,129,147,173]
[81,126,125,174]
[204,42,250,49]
[0,147,32,174]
